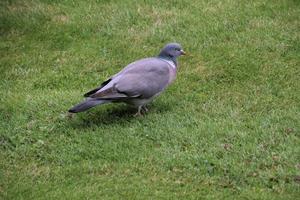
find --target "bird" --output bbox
[68,43,185,116]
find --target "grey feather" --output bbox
[68,99,109,113]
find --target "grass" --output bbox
[0,0,299,199]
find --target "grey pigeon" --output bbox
[68,43,185,116]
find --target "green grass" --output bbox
[1,0,299,199]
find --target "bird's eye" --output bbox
[175,48,180,51]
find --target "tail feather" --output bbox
[68,99,109,113]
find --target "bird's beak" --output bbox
[180,49,186,55]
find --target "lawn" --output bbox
[0,0,299,199]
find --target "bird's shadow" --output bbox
[68,102,172,129]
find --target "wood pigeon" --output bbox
[68,43,185,116]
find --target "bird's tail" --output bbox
[68,99,109,113]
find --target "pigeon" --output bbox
[68,43,185,116]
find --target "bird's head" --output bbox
[158,43,186,59]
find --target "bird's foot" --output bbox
[142,105,148,113]
[134,106,144,117]
[133,111,143,117]
[67,112,75,119]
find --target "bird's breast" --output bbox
[167,64,177,84]
[157,58,177,84]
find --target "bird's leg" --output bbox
[67,112,75,119]
[142,105,148,112]
[134,106,143,117]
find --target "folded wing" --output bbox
[85,58,171,101]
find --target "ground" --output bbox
[0,0,299,199]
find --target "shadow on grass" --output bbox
[68,101,172,129]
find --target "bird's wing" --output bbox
[84,58,158,98]
[89,58,171,100]
[83,78,112,97]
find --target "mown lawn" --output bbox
[0,0,299,199]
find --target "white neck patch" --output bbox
[159,58,176,69]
